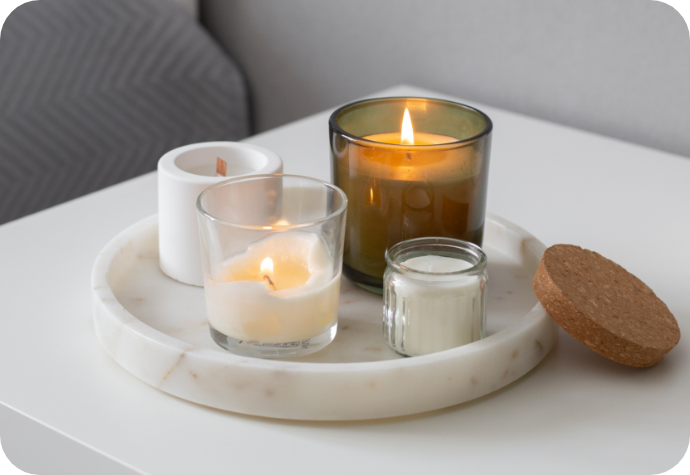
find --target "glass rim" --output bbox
[196,173,348,230]
[329,96,493,148]
[385,237,487,277]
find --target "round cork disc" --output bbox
[533,244,679,367]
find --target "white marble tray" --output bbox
[92,214,558,420]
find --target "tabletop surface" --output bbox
[0,85,688,475]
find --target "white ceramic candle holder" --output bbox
[158,142,283,286]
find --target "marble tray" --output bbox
[92,214,558,420]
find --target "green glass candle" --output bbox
[329,97,492,293]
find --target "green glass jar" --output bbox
[329,97,492,293]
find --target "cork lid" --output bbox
[533,244,679,367]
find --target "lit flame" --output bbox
[401,108,415,145]
[369,188,374,204]
[261,257,273,274]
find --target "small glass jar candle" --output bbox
[196,174,347,359]
[383,237,487,357]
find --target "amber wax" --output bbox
[329,97,492,293]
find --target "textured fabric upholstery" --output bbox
[0,0,250,224]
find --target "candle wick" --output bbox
[263,274,277,290]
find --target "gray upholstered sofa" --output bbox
[0,0,249,224]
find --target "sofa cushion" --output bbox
[0,0,250,224]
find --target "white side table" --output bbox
[0,86,688,475]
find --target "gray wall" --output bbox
[201,0,690,157]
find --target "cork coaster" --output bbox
[533,245,679,367]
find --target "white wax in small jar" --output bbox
[387,254,484,356]
[204,232,340,343]
[404,255,473,273]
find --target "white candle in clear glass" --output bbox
[383,238,487,357]
[196,174,348,359]
[204,231,340,343]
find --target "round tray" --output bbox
[92,214,558,420]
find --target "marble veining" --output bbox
[92,214,558,420]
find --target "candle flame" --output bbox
[401,108,415,145]
[275,219,290,226]
[261,257,273,274]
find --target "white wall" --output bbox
[201,0,690,157]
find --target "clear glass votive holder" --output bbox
[383,237,487,357]
[196,174,347,359]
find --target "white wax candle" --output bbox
[158,141,282,286]
[389,255,483,356]
[204,232,340,343]
[185,162,257,177]
[404,255,473,273]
